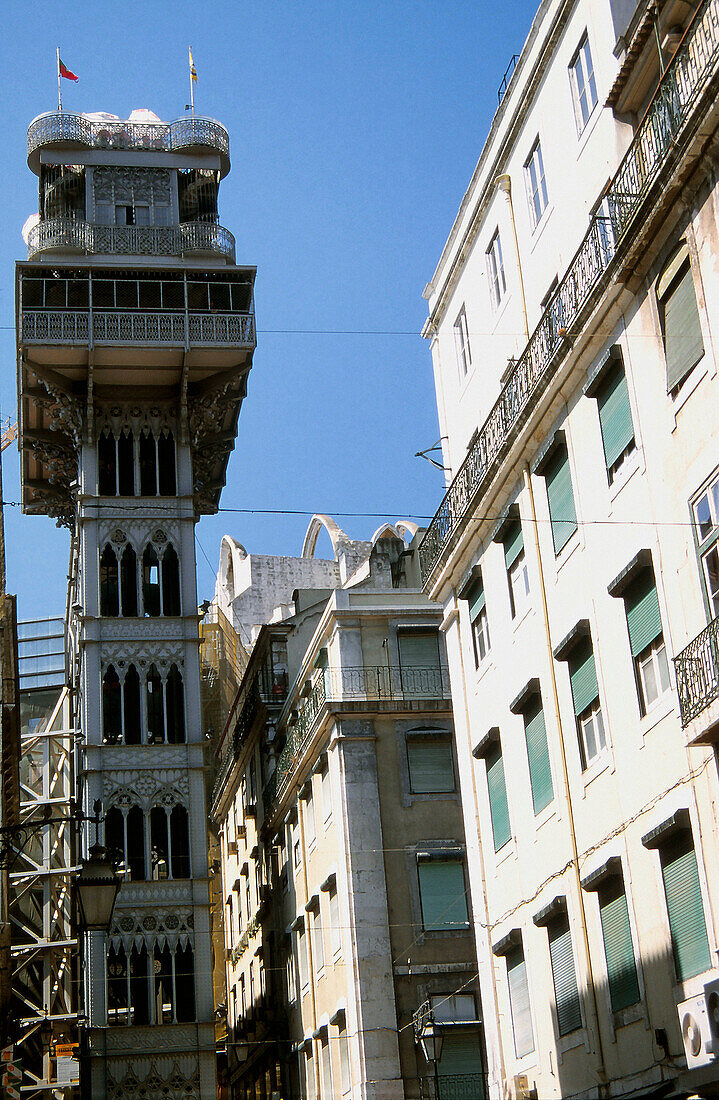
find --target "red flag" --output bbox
[59,58,78,81]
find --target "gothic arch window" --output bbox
[100,538,138,618]
[170,804,190,878]
[105,793,188,881]
[102,665,122,743]
[102,664,142,744]
[146,664,165,742]
[123,665,141,744]
[166,664,185,743]
[108,943,194,1026]
[107,944,152,1026]
[140,662,185,745]
[139,429,176,496]
[100,545,119,616]
[143,541,181,617]
[98,429,135,496]
[105,803,146,880]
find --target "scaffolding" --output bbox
[10,618,78,1098]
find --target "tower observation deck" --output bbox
[15,107,256,1099]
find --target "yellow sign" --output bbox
[54,1044,78,1059]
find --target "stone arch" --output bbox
[301,514,349,559]
[370,522,401,545]
[218,535,247,600]
[395,520,419,544]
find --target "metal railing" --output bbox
[26,218,235,261]
[419,1074,486,1100]
[674,614,719,726]
[20,308,255,347]
[27,112,230,167]
[419,0,719,587]
[262,664,450,810]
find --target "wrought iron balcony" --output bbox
[27,112,230,175]
[419,0,719,588]
[674,614,719,727]
[263,664,450,810]
[26,218,236,261]
[20,308,255,348]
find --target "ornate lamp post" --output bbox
[414,1000,444,1098]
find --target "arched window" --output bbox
[126,805,145,880]
[98,430,116,496]
[102,665,122,743]
[139,430,157,496]
[99,429,135,495]
[162,546,181,616]
[150,806,169,880]
[158,430,176,495]
[107,945,130,1025]
[105,806,125,866]
[120,545,138,617]
[174,944,196,1022]
[143,546,161,617]
[106,943,194,1026]
[146,665,165,743]
[154,945,174,1024]
[129,944,150,1025]
[117,430,134,495]
[166,664,185,744]
[124,665,141,744]
[100,545,119,617]
[170,804,190,878]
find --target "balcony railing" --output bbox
[674,614,719,726]
[419,0,719,587]
[20,308,255,348]
[263,664,450,810]
[27,112,230,171]
[26,218,236,261]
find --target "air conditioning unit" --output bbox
[677,980,719,1068]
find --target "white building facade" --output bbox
[16,108,256,1097]
[421,0,719,1097]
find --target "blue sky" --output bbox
[0,0,538,618]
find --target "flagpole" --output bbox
[57,47,62,112]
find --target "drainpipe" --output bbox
[494,175,530,341]
[445,592,506,1092]
[522,465,607,1089]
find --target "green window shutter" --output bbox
[407,741,455,794]
[399,631,440,668]
[625,571,662,657]
[568,638,599,716]
[504,522,524,570]
[544,445,578,554]
[486,743,511,852]
[467,578,485,621]
[597,365,634,469]
[438,1032,483,1077]
[418,861,469,931]
[660,831,711,981]
[548,918,582,1035]
[664,263,704,392]
[598,879,640,1011]
[506,946,535,1058]
[523,700,554,815]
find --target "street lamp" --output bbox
[413,1000,444,1097]
[75,843,121,932]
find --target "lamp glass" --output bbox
[76,845,120,931]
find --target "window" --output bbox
[487,230,506,308]
[658,244,704,393]
[320,762,332,821]
[303,785,316,849]
[105,798,189,880]
[555,627,607,769]
[337,1019,351,1095]
[648,822,712,982]
[525,138,549,227]
[537,436,577,555]
[512,685,554,815]
[303,1047,316,1100]
[428,998,484,1085]
[98,429,135,495]
[506,944,535,1058]
[454,305,472,378]
[597,875,640,1011]
[547,913,582,1035]
[143,663,185,744]
[569,33,598,132]
[142,542,181,617]
[310,903,324,973]
[397,629,443,695]
[328,883,341,958]
[320,1034,333,1098]
[462,570,490,665]
[485,739,511,853]
[503,519,530,618]
[693,471,719,616]
[297,924,309,989]
[406,732,455,793]
[614,560,670,714]
[417,856,469,931]
[586,348,635,483]
[431,992,479,1022]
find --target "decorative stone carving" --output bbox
[100,642,185,670]
[28,379,84,446]
[97,619,186,642]
[103,768,189,805]
[95,402,177,440]
[107,1057,200,1099]
[98,518,180,551]
[109,906,194,952]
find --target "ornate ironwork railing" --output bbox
[419,1074,486,1100]
[419,0,719,587]
[26,218,236,261]
[20,308,255,348]
[27,112,230,167]
[262,664,451,810]
[674,615,719,726]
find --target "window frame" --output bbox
[416,855,470,933]
[657,243,705,395]
[406,732,456,795]
[691,468,719,620]
[586,348,636,485]
[569,32,598,134]
[524,137,549,229]
[486,228,507,310]
[454,305,472,379]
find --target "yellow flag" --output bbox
[189,47,198,83]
